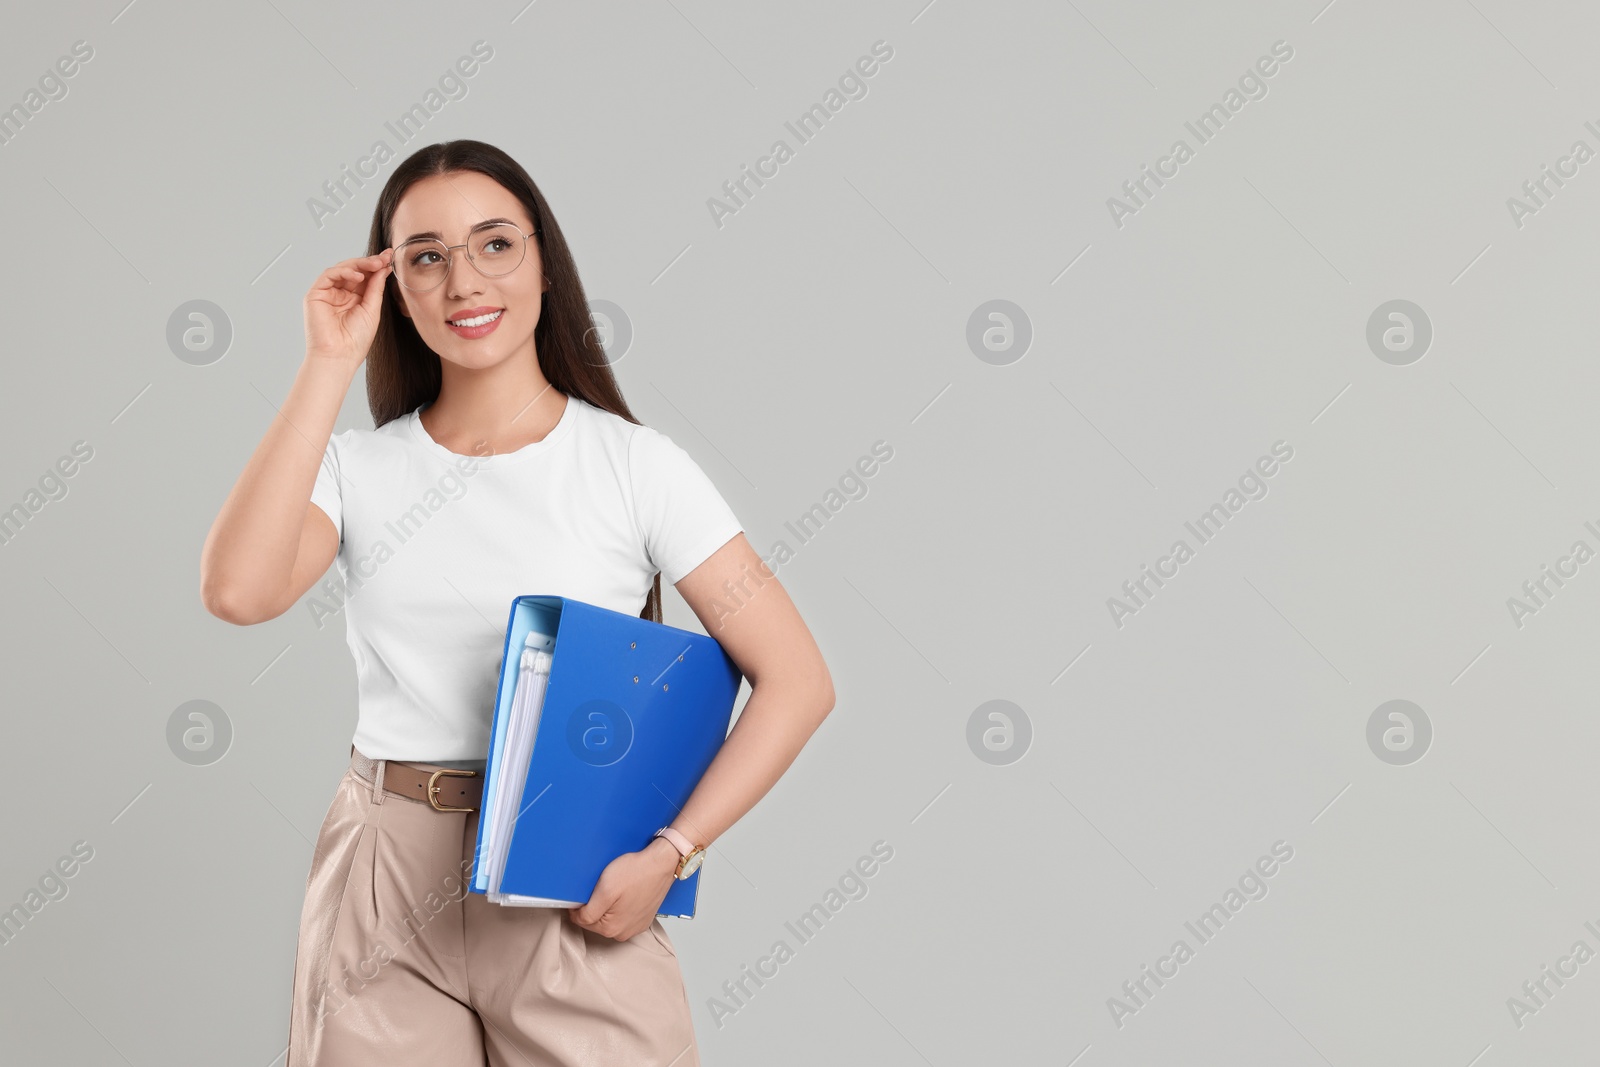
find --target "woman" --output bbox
[199,140,835,1065]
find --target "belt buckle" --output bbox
[427,767,478,812]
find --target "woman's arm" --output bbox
[199,356,353,624]
[569,532,834,940]
[199,249,393,625]
[653,533,835,853]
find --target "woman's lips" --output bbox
[446,308,504,339]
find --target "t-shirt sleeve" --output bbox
[308,432,343,543]
[627,424,743,585]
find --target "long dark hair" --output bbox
[361,139,661,624]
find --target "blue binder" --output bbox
[470,595,744,918]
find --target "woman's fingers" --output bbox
[308,249,394,301]
[326,261,380,286]
[329,250,392,277]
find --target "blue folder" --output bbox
[470,595,744,918]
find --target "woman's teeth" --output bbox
[449,310,502,327]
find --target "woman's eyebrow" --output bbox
[399,217,520,243]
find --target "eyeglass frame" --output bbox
[390,220,541,292]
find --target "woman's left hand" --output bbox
[568,838,678,941]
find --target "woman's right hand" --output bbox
[304,248,394,366]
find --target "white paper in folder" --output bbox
[479,629,575,906]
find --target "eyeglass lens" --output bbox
[395,224,527,290]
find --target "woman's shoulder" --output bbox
[323,411,416,459]
[571,395,656,451]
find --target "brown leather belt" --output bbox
[350,747,484,813]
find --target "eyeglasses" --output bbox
[392,221,539,292]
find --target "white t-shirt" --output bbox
[308,393,743,762]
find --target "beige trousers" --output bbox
[286,749,699,1066]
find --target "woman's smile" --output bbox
[446,305,504,338]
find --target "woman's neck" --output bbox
[421,378,568,457]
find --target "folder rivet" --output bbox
[630,641,636,649]
[663,684,669,691]
[633,675,639,683]
[677,655,683,662]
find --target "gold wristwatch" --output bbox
[653,826,706,880]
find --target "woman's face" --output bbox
[388,170,548,372]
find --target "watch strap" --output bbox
[655,826,694,858]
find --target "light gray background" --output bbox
[2,0,1597,1063]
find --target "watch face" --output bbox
[678,848,705,879]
